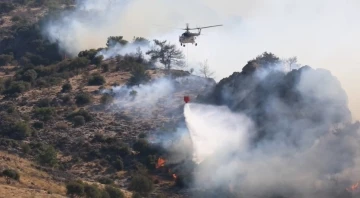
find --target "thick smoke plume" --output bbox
[42,0,360,118]
[181,66,360,198]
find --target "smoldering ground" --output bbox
[165,65,360,198]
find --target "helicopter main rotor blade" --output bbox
[197,24,223,29]
[181,24,223,30]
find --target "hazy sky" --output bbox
[45,0,360,120]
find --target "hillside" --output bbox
[1,1,360,198]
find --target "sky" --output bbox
[44,0,360,120]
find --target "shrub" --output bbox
[88,73,106,86]
[127,64,151,86]
[33,107,56,122]
[66,109,93,123]
[112,157,124,171]
[105,185,125,198]
[133,139,158,156]
[101,143,131,158]
[84,184,102,198]
[36,98,51,108]
[72,115,85,127]
[37,145,57,167]
[101,93,114,105]
[32,121,44,129]
[10,121,31,140]
[22,69,38,82]
[0,3,15,15]
[61,83,72,93]
[128,174,154,196]
[0,54,14,66]
[138,133,146,138]
[75,92,92,106]
[55,122,68,130]
[98,177,114,185]
[2,81,31,96]
[21,143,31,154]
[66,180,85,197]
[132,192,142,198]
[102,64,110,72]
[92,55,103,66]
[2,169,20,181]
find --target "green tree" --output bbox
[106,36,128,47]
[146,39,185,71]
[127,64,151,86]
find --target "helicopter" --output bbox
[179,23,223,47]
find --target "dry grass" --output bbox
[0,151,66,198]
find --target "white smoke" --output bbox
[96,42,151,60]
[42,0,360,119]
[181,67,360,198]
[104,77,176,117]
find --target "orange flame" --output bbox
[346,182,360,192]
[172,174,177,179]
[156,157,165,169]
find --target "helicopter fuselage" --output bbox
[179,32,200,46]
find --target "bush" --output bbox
[133,138,158,156]
[98,177,114,185]
[72,115,85,127]
[128,174,154,196]
[75,92,92,106]
[33,107,56,122]
[127,64,151,86]
[0,54,14,66]
[22,69,38,82]
[37,145,57,167]
[102,64,110,72]
[66,180,85,197]
[10,121,31,140]
[101,93,114,105]
[32,121,44,129]
[21,143,31,154]
[84,184,102,198]
[66,109,93,123]
[0,2,15,15]
[36,98,51,108]
[105,186,125,198]
[2,169,20,181]
[112,157,124,171]
[88,73,106,86]
[2,81,31,96]
[61,83,72,93]
[132,192,142,198]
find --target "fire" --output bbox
[346,182,360,192]
[172,174,177,179]
[156,157,165,169]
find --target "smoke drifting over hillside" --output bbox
[182,66,360,198]
[42,0,360,119]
